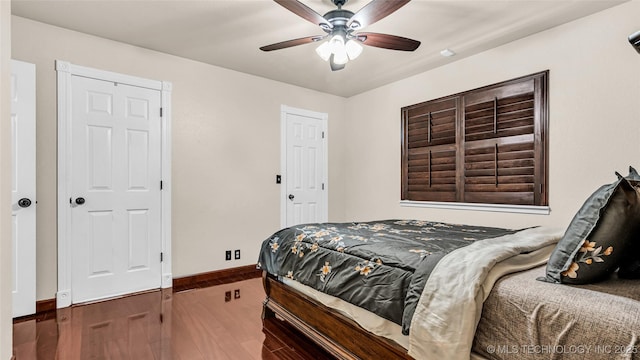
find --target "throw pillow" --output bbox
[541,175,640,284]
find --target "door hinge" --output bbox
[160,107,163,117]
[322,131,325,139]
[322,183,325,190]
[160,180,163,190]
[160,252,164,262]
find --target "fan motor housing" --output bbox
[324,9,355,27]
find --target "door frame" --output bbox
[55,60,172,308]
[280,105,328,228]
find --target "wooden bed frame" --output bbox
[261,271,412,359]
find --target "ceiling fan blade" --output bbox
[260,36,323,51]
[330,55,346,71]
[347,0,410,30]
[274,0,332,29]
[355,32,420,51]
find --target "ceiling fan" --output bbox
[260,0,421,71]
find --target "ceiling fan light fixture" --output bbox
[345,39,363,60]
[333,50,349,65]
[329,34,345,53]
[316,42,332,61]
[316,34,352,65]
[332,38,349,64]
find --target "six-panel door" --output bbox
[285,112,325,226]
[70,76,162,304]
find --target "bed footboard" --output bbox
[261,271,411,360]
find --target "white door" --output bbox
[11,60,36,317]
[70,75,162,304]
[282,106,327,227]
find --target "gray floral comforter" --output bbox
[257,220,521,335]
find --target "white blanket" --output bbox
[408,226,563,360]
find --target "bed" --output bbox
[258,220,640,359]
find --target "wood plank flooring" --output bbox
[13,278,334,359]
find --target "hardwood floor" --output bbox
[12,278,334,359]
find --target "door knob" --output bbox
[18,198,32,208]
[288,194,295,201]
[75,197,86,205]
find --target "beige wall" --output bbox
[11,16,347,301]
[343,1,640,230]
[1,1,12,357]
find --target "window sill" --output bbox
[399,200,550,215]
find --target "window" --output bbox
[401,71,548,207]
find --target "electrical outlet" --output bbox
[234,289,240,299]
[225,250,231,261]
[234,249,240,260]
[225,291,231,302]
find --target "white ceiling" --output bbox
[11,0,626,97]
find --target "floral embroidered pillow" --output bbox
[541,175,640,284]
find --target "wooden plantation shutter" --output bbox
[402,97,458,201]
[401,71,548,206]
[463,78,542,205]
